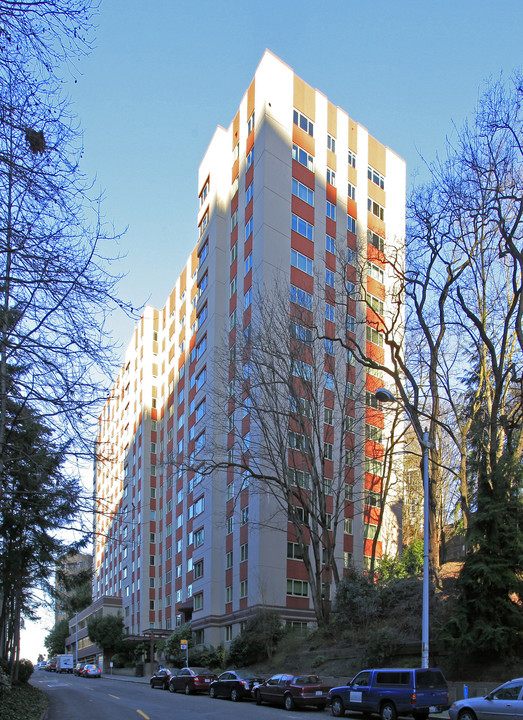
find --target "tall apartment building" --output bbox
[94,51,406,647]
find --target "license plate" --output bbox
[429,707,437,712]
[204,679,210,682]
[316,691,323,696]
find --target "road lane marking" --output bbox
[109,694,120,699]
[137,711,150,719]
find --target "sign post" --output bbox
[180,639,188,667]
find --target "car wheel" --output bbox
[284,693,295,711]
[209,686,216,698]
[231,688,239,702]
[458,710,477,720]
[331,697,345,717]
[380,701,397,720]
[168,682,176,693]
[184,683,191,695]
[150,681,154,688]
[255,690,262,705]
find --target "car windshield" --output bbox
[295,675,321,684]
[191,667,211,674]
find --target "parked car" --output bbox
[328,667,449,720]
[74,662,86,676]
[448,678,523,720]
[46,659,57,672]
[254,673,332,711]
[150,668,173,690]
[36,661,47,670]
[168,667,217,694]
[82,664,101,678]
[209,670,265,701]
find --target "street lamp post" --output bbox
[375,388,430,669]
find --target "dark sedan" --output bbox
[168,666,217,694]
[254,673,332,711]
[150,668,173,690]
[209,670,265,702]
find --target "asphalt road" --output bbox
[32,672,334,720]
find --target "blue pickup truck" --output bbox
[328,667,450,720]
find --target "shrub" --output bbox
[227,610,283,666]
[17,659,34,683]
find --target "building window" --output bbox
[348,149,357,168]
[196,399,206,422]
[287,542,305,560]
[325,303,334,322]
[347,182,356,200]
[246,181,254,204]
[244,287,252,309]
[231,208,238,230]
[368,166,385,190]
[225,625,233,641]
[347,215,356,234]
[192,560,203,579]
[324,407,333,425]
[368,230,385,252]
[198,239,209,263]
[247,112,255,134]
[344,518,353,535]
[287,578,309,596]
[196,367,206,390]
[292,143,314,171]
[364,523,378,539]
[324,372,334,390]
[366,424,383,443]
[292,178,314,205]
[292,213,313,241]
[291,249,313,276]
[290,322,312,345]
[347,247,356,266]
[293,109,314,136]
[226,585,233,603]
[230,276,237,298]
[246,148,254,170]
[325,269,335,287]
[290,284,312,310]
[344,551,353,568]
[240,506,249,526]
[326,234,335,254]
[199,179,209,206]
[368,198,385,220]
[326,201,336,221]
[327,168,336,187]
[324,442,333,460]
[365,460,383,478]
[240,580,248,598]
[196,336,207,360]
[345,449,354,466]
[194,528,204,548]
[226,550,233,569]
[325,339,334,355]
[230,242,237,264]
[367,261,385,284]
[226,516,233,534]
[366,326,384,347]
[240,542,248,562]
[193,592,203,611]
[245,217,253,239]
[327,134,336,152]
[245,252,252,274]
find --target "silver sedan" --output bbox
[448,678,523,720]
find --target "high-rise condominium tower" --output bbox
[94,51,406,647]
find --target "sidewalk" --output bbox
[102,673,149,684]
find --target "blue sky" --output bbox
[65,0,523,348]
[21,0,523,660]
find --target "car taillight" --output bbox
[411,692,416,705]
[241,681,249,688]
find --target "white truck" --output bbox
[56,654,74,673]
